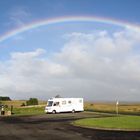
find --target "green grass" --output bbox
[0,100,46,116]
[12,106,45,116]
[74,115,140,130]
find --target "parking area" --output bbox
[0,112,140,140]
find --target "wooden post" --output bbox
[11,105,13,114]
[116,101,119,115]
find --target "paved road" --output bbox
[0,112,140,140]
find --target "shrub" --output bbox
[21,103,26,107]
[26,98,38,106]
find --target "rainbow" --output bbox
[0,16,140,43]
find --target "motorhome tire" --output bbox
[72,109,75,113]
[52,110,56,114]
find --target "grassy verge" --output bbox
[74,115,140,130]
[12,106,45,116]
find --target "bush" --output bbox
[26,98,38,106]
[4,105,8,108]
[21,103,26,107]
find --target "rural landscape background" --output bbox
[0,96,140,116]
[0,0,140,140]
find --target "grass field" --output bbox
[1,100,47,108]
[13,106,45,116]
[0,100,46,116]
[74,115,140,130]
[84,102,140,115]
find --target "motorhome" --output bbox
[45,98,84,113]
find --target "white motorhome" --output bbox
[45,98,84,114]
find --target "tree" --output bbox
[0,96,11,101]
[26,98,38,106]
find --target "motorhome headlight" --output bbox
[45,107,51,110]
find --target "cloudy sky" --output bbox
[0,0,140,102]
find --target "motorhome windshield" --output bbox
[47,101,53,107]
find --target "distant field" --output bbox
[1,100,47,107]
[74,115,140,130]
[84,102,140,115]
[1,100,26,108]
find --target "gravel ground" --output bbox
[0,112,140,140]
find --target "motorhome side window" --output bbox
[68,100,72,104]
[53,102,59,106]
[62,100,66,105]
